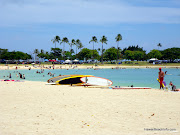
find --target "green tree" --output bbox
[115,34,122,64]
[77,48,100,60]
[124,50,146,61]
[25,53,32,59]
[50,48,62,59]
[0,49,31,60]
[15,51,26,60]
[124,50,135,60]
[38,49,45,58]
[44,51,50,59]
[60,37,69,60]
[147,49,162,59]
[89,36,98,61]
[104,47,121,61]
[161,47,180,61]
[134,51,146,61]
[0,48,8,59]
[77,48,91,60]
[122,45,145,55]
[100,35,108,64]
[51,35,60,48]
[64,51,72,60]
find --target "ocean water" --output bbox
[0,68,180,89]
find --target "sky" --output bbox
[0,0,180,54]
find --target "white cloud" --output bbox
[0,0,180,27]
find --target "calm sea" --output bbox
[0,68,180,89]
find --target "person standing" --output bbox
[9,73,11,78]
[22,74,25,79]
[158,68,165,89]
[20,73,22,79]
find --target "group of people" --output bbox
[158,68,179,91]
[16,72,25,79]
[47,72,55,77]
[7,71,25,79]
[36,69,44,74]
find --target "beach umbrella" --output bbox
[64,60,72,64]
[73,59,79,62]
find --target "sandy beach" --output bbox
[0,64,180,70]
[0,81,180,135]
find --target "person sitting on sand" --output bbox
[169,81,180,91]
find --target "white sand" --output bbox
[0,81,180,135]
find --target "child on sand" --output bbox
[169,81,180,91]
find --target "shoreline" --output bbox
[0,81,180,135]
[0,65,180,70]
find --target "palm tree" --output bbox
[89,36,98,61]
[34,49,39,62]
[60,37,69,60]
[70,39,76,60]
[76,39,81,57]
[78,42,84,52]
[157,43,162,50]
[97,48,101,54]
[115,34,122,64]
[34,49,39,55]
[51,36,60,48]
[100,35,108,64]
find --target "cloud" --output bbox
[0,0,180,27]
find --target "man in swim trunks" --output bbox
[158,68,165,89]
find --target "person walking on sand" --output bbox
[158,68,165,89]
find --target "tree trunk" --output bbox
[76,46,77,59]
[63,43,65,60]
[93,42,94,63]
[71,45,72,61]
[116,41,119,64]
[101,43,103,64]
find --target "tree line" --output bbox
[0,48,31,60]
[1,46,180,63]
[0,34,180,63]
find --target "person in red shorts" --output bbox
[158,68,165,89]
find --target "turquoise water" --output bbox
[0,68,180,89]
